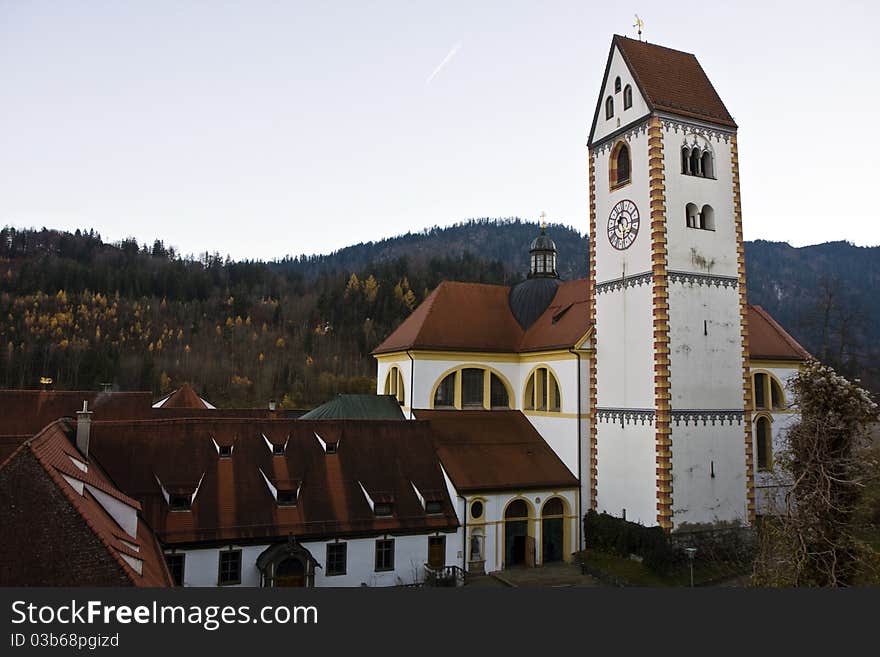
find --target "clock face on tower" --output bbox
[607,199,640,250]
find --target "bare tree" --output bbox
[753,360,879,586]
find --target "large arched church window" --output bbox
[431,367,512,410]
[384,366,405,404]
[523,366,562,412]
[755,416,772,471]
[753,371,786,411]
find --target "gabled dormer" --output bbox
[588,36,651,146]
[588,35,737,148]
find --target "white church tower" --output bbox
[587,35,753,530]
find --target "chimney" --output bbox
[76,400,93,459]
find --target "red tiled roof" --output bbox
[415,410,578,493]
[373,279,590,354]
[748,304,811,362]
[154,384,212,409]
[0,421,172,587]
[88,418,459,545]
[613,35,736,128]
[0,390,153,436]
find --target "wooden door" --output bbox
[428,536,446,569]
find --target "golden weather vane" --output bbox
[540,211,547,231]
[633,14,644,41]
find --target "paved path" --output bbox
[467,562,601,587]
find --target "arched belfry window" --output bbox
[605,96,614,119]
[609,141,630,189]
[614,76,622,93]
[700,205,715,230]
[689,148,702,177]
[685,203,699,229]
[681,147,691,174]
[701,151,714,178]
[623,84,632,109]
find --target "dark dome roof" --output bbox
[508,277,560,330]
[529,233,556,252]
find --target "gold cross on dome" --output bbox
[540,211,547,230]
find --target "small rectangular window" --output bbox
[165,553,185,586]
[218,444,232,458]
[326,441,338,454]
[374,502,393,517]
[272,443,285,455]
[277,489,297,506]
[169,494,191,511]
[218,549,242,586]
[425,500,444,515]
[375,539,395,572]
[326,543,347,576]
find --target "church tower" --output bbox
[587,36,752,530]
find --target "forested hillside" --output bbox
[1,222,877,407]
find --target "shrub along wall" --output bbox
[583,510,680,574]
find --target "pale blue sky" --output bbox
[1,1,878,260]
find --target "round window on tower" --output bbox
[471,500,484,519]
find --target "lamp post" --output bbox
[685,547,697,587]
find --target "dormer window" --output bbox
[314,431,340,454]
[605,96,614,119]
[263,432,288,455]
[623,84,632,109]
[614,76,621,93]
[425,500,444,515]
[169,494,191,511]
[277,489,298,506]
[374,502,393,517]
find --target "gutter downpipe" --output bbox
[406,350,415,420]
[570,346,583,551]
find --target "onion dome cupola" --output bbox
[528,221,559,279]
[509,219,561,330]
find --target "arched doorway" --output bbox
[504,499,533,568]
[256,537,318,587]
[275,557,306,587]
[541,498,566,564]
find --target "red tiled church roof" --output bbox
[747,304,811,362]
[373,279,590,354]
[416,410,578,493]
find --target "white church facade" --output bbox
[374,35,810,556]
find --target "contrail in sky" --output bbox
[425,43,461,86]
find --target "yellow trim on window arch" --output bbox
[522,364,563,413]
[753,412,774,471]
[428,364,515,410]
[383,365,405,404]
[750,369,787,411]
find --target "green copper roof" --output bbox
[299,394,406,420]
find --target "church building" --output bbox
[374,35,810,547]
